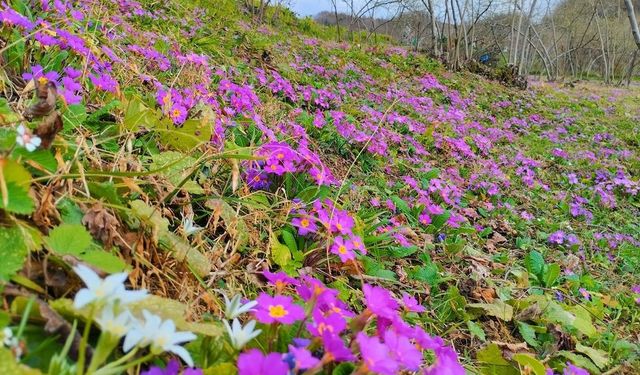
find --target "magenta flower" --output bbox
[401,293,425,313]
[291,215,318,236]
[238,349,288,375]
[424,346,465,375]
[330,236,356,262]
[383,329,422,370]
[0,6,34,30]
[23,65,59,85]
[563,363,589,375]
[347,235,366,255]
[142,359,202,375]
[254,293,305,325]
[169,104,188,125]
[306,309,347,337]
[578,288,591,301]
[363,284,399,320]
[263,271,297,289]
[287,345,320,370]
[419,211,432,226]
[90,73,118,93]
[321,332,354,362]
[329,211,354,235]
[356,332,398,375]
[548,230,565,245]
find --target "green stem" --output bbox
[93,353,153,375]
[86,332,118,374]
[76,307,95,375]
[93,347,139,372]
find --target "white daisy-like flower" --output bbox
[223,294,257,320]
[73,264,147,310]
[95,306,133,338]
[223,318,261,350]
[15,125,41,152]
[123,310,196,367]
[181,212,203,236]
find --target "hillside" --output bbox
[0,1,639,374]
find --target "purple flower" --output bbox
[419,211,432,226]
[263,271,297,289]
[363,284,399,320]
[291,215,317,236]
[169,104,188,125]
[306,309,346,337]
[578,288,591,301]
[238,349,288,375]
[330,236,356,262]
[254,294,305,325]
[141,359,202,375]
[329,211,354,235]
[384,330,422,370]
[563,362,590,375]
[321,332,354,362]
[424,346,466,375]
[356,332,398,375]
[23,65,59,85]
[90,73,118,93]
[548,230,565,245]
[0,6,34,30]
[287,345,319,370]
[401,293,425,313]
[347,235,366,255]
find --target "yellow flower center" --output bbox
[353,241,361,249]
[336,223,343,231]
[338,245,347,254]
[38,76,49,85]
[277,153,284,159]
[172,109,182,118]
[253,175,261,182]
[317,322,333,334]
[301,219,310,228]
[268,304,288,318]
[270,164,277,171]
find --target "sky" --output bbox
[290,0,362,17]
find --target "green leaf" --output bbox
[44,224,92,256]
[543,263,561,287]
[388,245,418,258]
[151,152,203,194]
[0,98,20,125]
[0,182,35,214]
[525,250,544,277]
[122,96,160,132]
[62,104,87,130]
[362,257,397,280]
[517,321,539,348]
[203,363,236,375]
[390,195,410,214]
[0,347,41,374]
[128,295,223,337]
[270,233,291,267]
[570,306,597,338]
[468,300,514,321]
[332,362,355,375]
[431,211,451,230]
[0,226,29,281]
[467,320,486,341]
[79,248,127,273]
[477,343,518,375]
[409,263,439,286]
[13,149,57,172]
[157,115,213,152]
[512,354,546,375]
[281,229,298,253]
[575,343,609,369]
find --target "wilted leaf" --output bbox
[270,232,291,267]
[575,343,609,369]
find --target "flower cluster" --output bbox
[290,199,366,263]
[235,272,465,375]
[72,265,197,370]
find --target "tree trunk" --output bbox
[624,0,640,50]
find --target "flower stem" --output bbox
[77,307,95,375]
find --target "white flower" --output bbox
[181,212,203,236]
[2,327,14,347]
[123,310,196,367]
[16,125,41,152]
[223,294,257,320]
[95,306,133,338]
[73,264,147,310]
[223,318,261,350]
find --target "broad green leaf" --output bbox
[44,224,92,256]
[362,257,397,280]
[431,211,451,230]
[332,362,355,375]
[0,182,35,214]
[129,295,223,337]
[203,363,236,375]
[477,343,518,375]
[0,98,20,125]
[512,354,546,375]
[122,96,160,132]
[575,343,609,369]
[13,149,57,172]
[467,320,486,341]
[409,263,439,286]
[390,195,410,214]
[281,229,298,253]
[61,104,87,130]
[0,226,28,281]
[468,300,513,321]
[270,233,291,267]
[571,306,597,338]
[543,263,561,287]
[517,321,539,348]
[158,114,213,152]
[0,347,41,375]
[151,152,203,194]
[80,248,127,273]
[525,250,544,277]
[3,159,31,187]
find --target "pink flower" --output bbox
[356,332,398,375]
[291,215,317,236]
[330,236,356,262]
[363,284,399,320]
[424,346,465,375]
[401,293,425,313]
[287,345,319,370]
[321,332,354,362]
[238,349,288,375]
[383,330,422,371]
[306,309,346,337]
[263,271,297,289]
[254,294,305,325]
[347,235,366,255]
